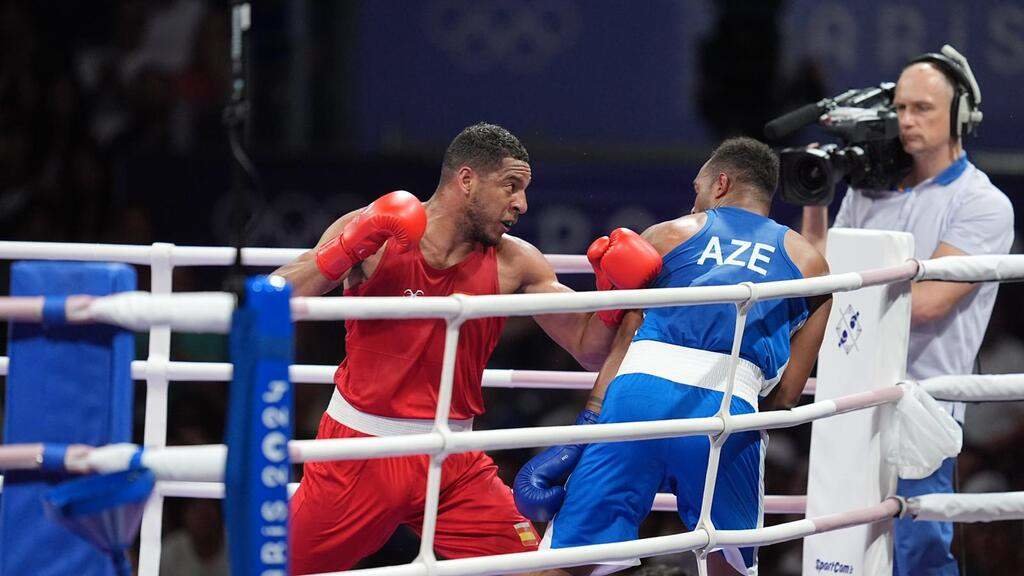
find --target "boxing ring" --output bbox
[2,239,1024,575]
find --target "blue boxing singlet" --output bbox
[634,206,809,395]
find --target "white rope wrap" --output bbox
[138,445,229,482]
[64,444,229,482]
[76,443,140,474]
[920,374,1024,402]
[85,291,236,333]
[907,492,1024,522]
[915,254,1024,282]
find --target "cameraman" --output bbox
[802,49,1014,575]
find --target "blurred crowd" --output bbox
[1,1,1023,575]
[0,0,228,245]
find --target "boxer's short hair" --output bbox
[707,137,779,201]
[442,123,529,178]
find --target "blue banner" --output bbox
[350,0,1023,150]
[351,0,706,149]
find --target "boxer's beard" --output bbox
[466,196,501,247]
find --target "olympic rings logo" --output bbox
[423,0,581,73]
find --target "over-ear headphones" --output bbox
[907,45,984,139]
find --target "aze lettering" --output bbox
[697,236,776,276]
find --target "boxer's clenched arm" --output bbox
[273,210,361,297]
[512,239,616,371]
[517,229,661,371]
[762,231,831,410]
[273,191,426,297]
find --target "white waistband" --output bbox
[326,388,474,436]
[617,340,764,409]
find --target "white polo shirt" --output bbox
[835,154,1015,421]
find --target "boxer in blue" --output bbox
[515,137,833,575]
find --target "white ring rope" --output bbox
[0,255,1022,332]
[0,241,593,274]
[918,374,1024,402]
[51,385,903,482]
[0,260,915,332]
[0,358,817,396]
[304,499,902,576]
[39,479,1024,524]
[291,259,919,322]
[915,254,1024,282]
[906,492,1024,522]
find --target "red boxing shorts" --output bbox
[290,414,540,574]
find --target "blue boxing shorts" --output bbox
[548,371,765,576]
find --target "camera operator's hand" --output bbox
[797,142,829,255]
[801,205,829,256]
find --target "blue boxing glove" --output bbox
[513,409,599,522]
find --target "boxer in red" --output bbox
[275,123,663,574]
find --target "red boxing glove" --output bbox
[587,228,662,327]
[315,190,427,281]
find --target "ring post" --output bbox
[138,241,174,576]
[224,276,294,575]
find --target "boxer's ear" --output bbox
[456,165,476,197]
[713,171,731,199]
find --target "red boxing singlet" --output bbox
[335,241,506,420]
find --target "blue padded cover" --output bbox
[1,261,136,576]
